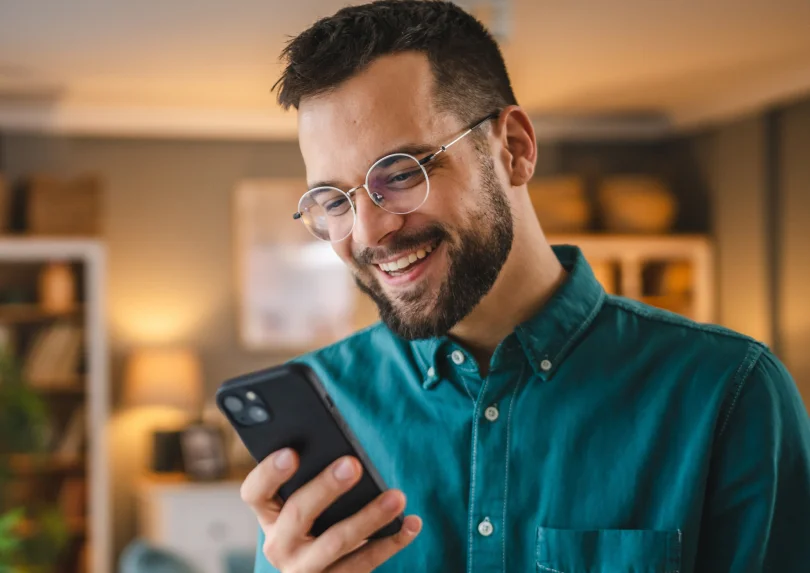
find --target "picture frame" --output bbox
[232,179,378,352]
[180,424,228,481]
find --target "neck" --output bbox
[449,207,566,374]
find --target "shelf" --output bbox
[16,515,87,538]
[7,454,85,474]
[0,303,83,324]
[25,378,85,394]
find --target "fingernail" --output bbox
[274,449,294,471]
[404,516,421,535]
[380,491,400,511]
[333,458,356,481]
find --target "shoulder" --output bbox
[287,321,412,384]
[601,293,766,357]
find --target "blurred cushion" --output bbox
[119,539,196,573]
[224,549,255,573]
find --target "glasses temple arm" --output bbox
[418,111,500,166]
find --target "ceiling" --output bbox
[1,0,809,139]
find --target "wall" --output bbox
[1,133,308,560]
[689,98,810,407]
[689,118,773,345]
[779,99,810,394]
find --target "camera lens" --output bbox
[224,396,244,413]
[248,406,269,423]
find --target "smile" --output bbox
[375,241,441,277]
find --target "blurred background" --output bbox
[0,0,808,572]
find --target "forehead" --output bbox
[297,52,454,187]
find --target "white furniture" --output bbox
[548,234,715,323]
[137,475,259,573]
[0,237,110,572]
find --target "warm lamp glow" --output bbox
[123,347,203,413]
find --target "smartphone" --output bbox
[216,362,403,539]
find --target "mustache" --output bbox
[353,224,448,265]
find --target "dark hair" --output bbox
[273,0,517,125]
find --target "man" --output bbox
[241,1,810,571]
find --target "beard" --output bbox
[352,154,514,340]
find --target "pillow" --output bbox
[119,539,196,573]
[224,549,255,573]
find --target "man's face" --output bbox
[298,52,513,339]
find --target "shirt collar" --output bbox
[512,244,605,380]
[410,244,605,387]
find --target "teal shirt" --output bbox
[255,245,810,572]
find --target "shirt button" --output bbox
[427,366,435,377]
[477,518,494,537]
[451,350,465,365]
[540,359,552,372]
[484,405,499,422]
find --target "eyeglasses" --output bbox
[292,112,499,242]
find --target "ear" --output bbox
[494,105,537,187]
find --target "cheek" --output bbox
[428,168,476,215]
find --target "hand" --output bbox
[241,448,422,573]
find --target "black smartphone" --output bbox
[216,362,403,539]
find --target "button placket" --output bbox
[467,368,517,572]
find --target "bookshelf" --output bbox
[0,238,109,573]
[548,234,714,323]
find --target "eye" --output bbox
[388,168,421,184]
[325,196,350,214]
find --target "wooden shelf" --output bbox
[17,515,87,538]
[25,378,85,394]
[8,453,85,474]
[0,303,83,324]
[546,234,714,323]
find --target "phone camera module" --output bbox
[248,406,269,423]
[223,396,244,413]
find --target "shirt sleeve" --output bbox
[254,528,281,573]
[695,346,810,572]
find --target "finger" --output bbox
[273,455,363,544]
[240,448,298,528]
[331,515,422,573]
[303,489,407,569]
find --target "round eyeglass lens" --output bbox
[298,186,356,242]
[366,153,429,215]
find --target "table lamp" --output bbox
[124,346,203,473]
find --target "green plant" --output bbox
[0,349,69,572]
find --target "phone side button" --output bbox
[325,395,335,408]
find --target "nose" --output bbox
[351,185,405,246]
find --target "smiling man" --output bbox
[240,1,810,572]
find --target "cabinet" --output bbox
[136,474,259,573]
[548,234,714,323]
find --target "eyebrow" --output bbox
[307,142,439,191]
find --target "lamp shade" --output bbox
[123,347,203,413]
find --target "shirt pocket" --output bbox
[536,527,682,573]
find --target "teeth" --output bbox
[378,244,436,274]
